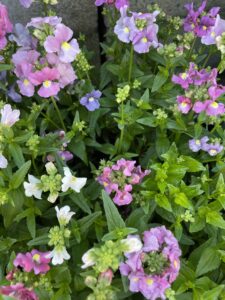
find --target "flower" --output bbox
[80,90,102,111]
[30,67,60,98]
[113,184,133,206]
[202,15,225,45]
[132,25,159,53]
[27,16,62,29]
[189,136,209,152]
[0,283,38,300]
[61,167,87,193]
[24,174,43,199]
[0,104,20,127]
[19,0,33,8]
[81,249,96,269]
[177,96,192,114]
[44,24,80,63]
[9,23,37,49]
[204,142,224,156]
[121,235,143,254]
[55,205,75,226]
[95,0,129,9]
[47,245,70,265]
[114,7,136,43]
[0,154,8,169]
[13,252,33,272]
[119,226,181,300]
[0,3,13,50]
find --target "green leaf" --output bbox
[202,285,225,300]
[0,64,12,71]
[174,192,193,209]
[27,234,49,246]
[69,140,88,165]
[196,247,221,277]
[8,143,25,168]
[151,70,169,92]
[9,161,31,190]
[102,227,137,241]
[102,190,125,231]
[27,213,36,239]
[180,156,205,172]
[155,194,172,212]
[206,211,225,229]
[77,211,102,234]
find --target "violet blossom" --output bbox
[119,226,181,300]
[189,136,209,152]
[80,90,102,111]
[0,283,38,300]
[95,0,129,9]
[0,3,13,50]
[19,0,33,8]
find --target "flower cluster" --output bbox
[0,283,38,300]
[97,159,150,206]
[95,0,129,10]
[11,17,79,98]
[48,205,75,265]
[0,3,12,50]
[172,63,225,116]
[189,136,224,156]
[0,104,20,169]
[24,162,87,203]
[120,227,181,300]
[114,6,160,53]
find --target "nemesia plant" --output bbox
[1,0,225,299]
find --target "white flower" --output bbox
[23,174,42,199]
[0,104,20,127]
[81,249,96,269]
[55,205,75,226]
[45,161,57,175]
[61,167,87,193]
[47,246,70,265]
[0,154,8,169]
[121,235,143,254]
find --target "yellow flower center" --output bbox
[181,72,187,79]
[211,31,216,37]
[61,41,71,51]
[23,79,30,86]
[142,37,148,43]
[203,26,207,30]
[191,23,195,29]
[103,182,108,187]
[33,254,40,262]
[43,80,52,88]
[124,27,130,33]
[211,102,219,108]
[146,278,153,286]
[89,97,95,102]
[174,260,178,268]
[181,102,187,107]
[195,140,201,145]
[132,277,139,282]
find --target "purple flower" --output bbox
[0,104,20,127]
[114,7,136,43]
[204,100,225,116]
[172,71,192,89]
[95,0,129,9]
[177,96,192,114]
[189,136,209,152]
[0,284,38,300]
[119,226,181,300]
[132,24,159,53]
[205,142,224,156]
[80,90,101,111]
[27,16,62,29]
[0,153,8,169]
[114,184,133,206]
[58,150,73,161]
[208,85,225,101]
[0,3,13,50]
[44,24,80,63]
[9,23,37,49]
[30,67,60,98]
[19,0,33,8]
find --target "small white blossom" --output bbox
[61,167,87,193]
[0,104,20,127]
[47,246,70,265]
[55,205,75,226]
[47,192,58,203]
[45,161,57,175]
[23,174,42,199]
[81,249,96,269]
[0,154,8,169]
[121,235,143,254]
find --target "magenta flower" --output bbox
[0,3,13,50]
[14,250,51,275]
[97,159,150,206]
[44,24,80,63]
[0,283,38,300]
[80,90,102,111]
[0,104,20,127]
[202,15,225,45]
[120,226,181,300]
[132,24,159,53]
[177,96,192,114]
[30,67,60,98]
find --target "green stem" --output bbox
[32,156,39,176]
[188,37,196,59]
[202,47,214,68]
[118,100,125,154]
[40,112,59,129]
[128,45,134,83]
[50,96,66,131]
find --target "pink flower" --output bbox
[177,96,192,114]
[44,24,80,63]
[95,0,129,9]
[27,16,62,29]
[30,67,60,98]
[0,283,38,300]
[114,184,133,206]
[0,3,13,50]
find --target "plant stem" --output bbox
[40,112,59,129]
[202,47,213,68]
[50,96,66,131]
[128,45,134,83]
[118,100,125,154]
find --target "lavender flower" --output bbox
[189,136,209,152]
[0,104,20,127]
[19,0,33,8]
[80,90,102,111]
[120,226,181,300]
[114,7,136,43]
[0,154,8,169]
[9,23,37,49]
[205,142,224,156]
